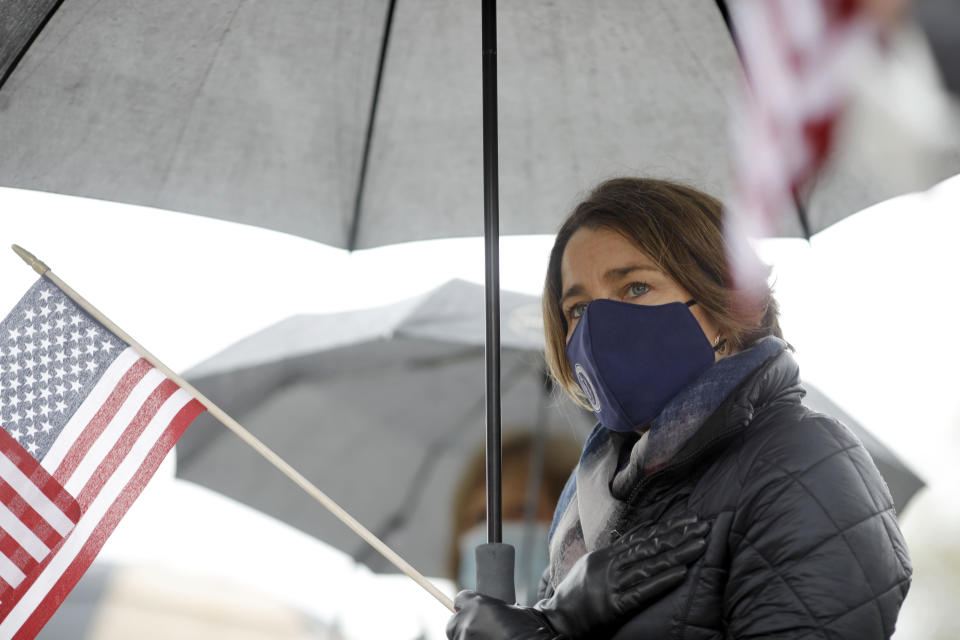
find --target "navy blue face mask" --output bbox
[565,298,719,432]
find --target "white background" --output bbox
[1,174,958,638]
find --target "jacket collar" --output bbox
[614,341,804,506]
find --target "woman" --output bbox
[447,178,911,639]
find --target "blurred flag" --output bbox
[0,277,204,638]
[725,0,881,291]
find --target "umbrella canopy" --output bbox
[178,279,596,578]
[177,279,923,579]
[2,1,957,248]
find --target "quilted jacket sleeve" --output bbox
[724,411,912,639]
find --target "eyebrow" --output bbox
[560,265,660,306]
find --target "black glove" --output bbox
[446,591,563,640]
[535,515,710,638]
[445,516,710,640]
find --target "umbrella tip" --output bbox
[11,244,50,275]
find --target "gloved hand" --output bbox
[535,515,710,638]
[445,516,710,640]
[446,591,563,640]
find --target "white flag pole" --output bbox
[11,244,455,613]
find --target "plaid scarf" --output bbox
[546,337,786,590]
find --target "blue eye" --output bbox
[569,303,586,319]
[626,282,650,298]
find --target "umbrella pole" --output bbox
[475,0,516,604]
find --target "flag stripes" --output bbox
[0,458,75,538]
[0,388,202,638]
[0,278,207,635]
[0,337,205,636]
[59,367,166,499]
[0,429,78,598]
[725,0,878,290]
[0,481,60,551]
[0,539,27,591]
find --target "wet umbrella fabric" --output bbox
[2,1,958,248]
[178,280,596,578]
[176,279,923,578]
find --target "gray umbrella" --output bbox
[178,279,596,579]
[177,279,923,579]
[2,1,958,247]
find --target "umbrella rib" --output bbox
[347,0,398,252]
[792,188,813,240]
[0,0,68,91]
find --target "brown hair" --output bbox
[543,177,783,405]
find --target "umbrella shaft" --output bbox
[481,0,502,544]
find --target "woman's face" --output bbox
[559,226,722,354]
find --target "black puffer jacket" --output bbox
[600,349,912,638]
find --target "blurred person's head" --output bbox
[449,431,580,603]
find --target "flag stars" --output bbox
[38,289,52,303]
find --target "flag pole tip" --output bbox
[11,245,50,275]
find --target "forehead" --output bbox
[560,227,656,287]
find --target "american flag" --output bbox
[725,0,880,290]
[0,277,204,638]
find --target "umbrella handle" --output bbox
[476,542,516,604]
